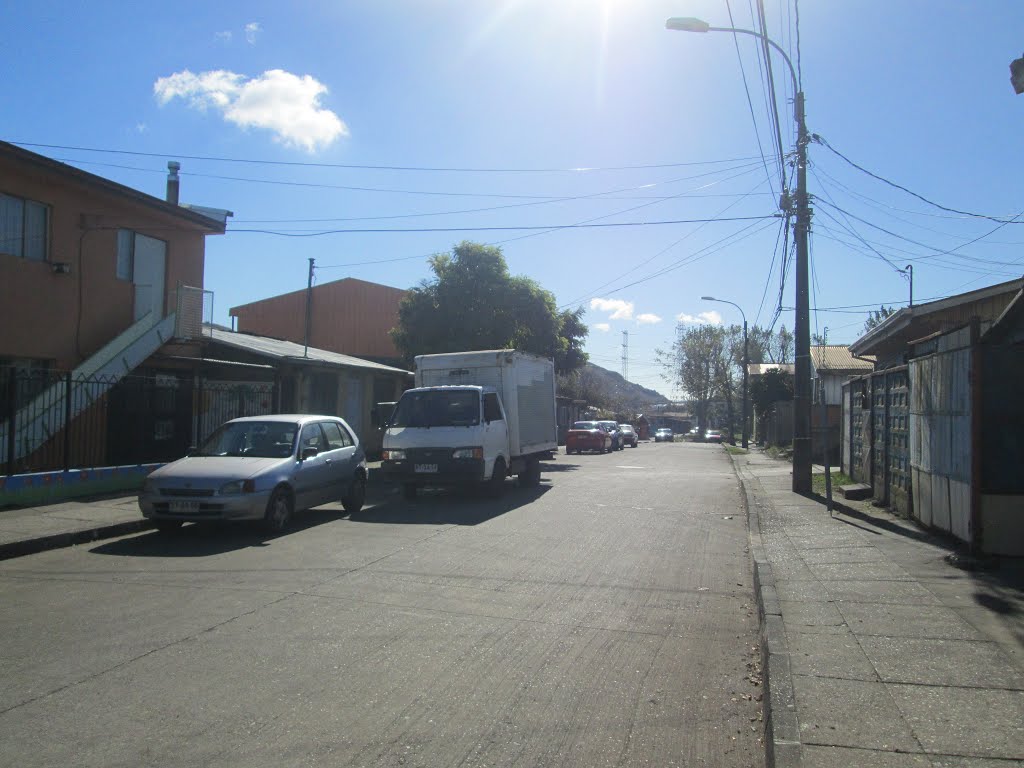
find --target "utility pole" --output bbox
[621,330,629,382]
[791,91,813,494]
[303,258,314,358]
[667,16,813,493]
[904,264,914,308]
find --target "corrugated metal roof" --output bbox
[206,326,412,376]
[810,345,875,372]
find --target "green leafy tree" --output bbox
[390,241,588,374]
[864,305,897,333]
[750,367,794,416]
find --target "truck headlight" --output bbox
[383,449,406,461]
[452,447,483,460]
[219,479,255,495]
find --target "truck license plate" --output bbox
[414,463,438,473]
[169,501,201,514]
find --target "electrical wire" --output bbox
[726,0,782,198]
[10,139,762,174]
[556,175,774,307]
[228,215,777,238]
[814,135,1024,224]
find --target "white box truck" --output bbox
[381,350,557,499]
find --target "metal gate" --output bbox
[887,369,911,516]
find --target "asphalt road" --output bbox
[0,442,763,768]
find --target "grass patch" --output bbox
[724,444,749,455]
[812,470,853,495]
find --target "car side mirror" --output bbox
[301,446,319,461]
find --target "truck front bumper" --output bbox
[383,455,486,487]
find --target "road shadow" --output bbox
[88,506,347,558]
[349,483,552,526]
[541,459,582,473]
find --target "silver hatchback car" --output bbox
[139,414,367,533]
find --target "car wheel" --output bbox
[154,520,183,534]
[342,472,366,515]
[262,488,293,533]
[402,483,417,501]
[487,458,506,498]
[518,458,541,488]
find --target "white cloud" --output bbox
[636,313,662,325]
[214,30,232,44]
[245,22,262,45]
[154,68,349,152]
[592,322,611,332]
[590,297,634,320]
[676,310,723,325]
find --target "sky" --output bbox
[6,1,1024,399]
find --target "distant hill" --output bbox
[585,363,670,410]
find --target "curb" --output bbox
[0,519,155,562]
[732,454,802,768]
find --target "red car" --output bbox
[565,420,613,454]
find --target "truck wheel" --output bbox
[519,458,541,488]
[487,458,506,498]
[402,483,417,501]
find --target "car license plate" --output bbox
[414,463,438,473]
[169,501,200,514]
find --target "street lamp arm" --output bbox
[702,296,747,326]
[665,18,798,93]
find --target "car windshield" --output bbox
[195,421,299,458]
[572,421,600,430]
[391,389,480,428]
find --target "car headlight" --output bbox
[219,479,256,495]
[383,449,406,461]
[452,447,483,460]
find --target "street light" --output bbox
[703,296,748,449]
[669,16,812,492]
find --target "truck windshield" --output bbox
[390,390,480,428]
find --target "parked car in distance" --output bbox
[704,429,724,443]
[565,420,613,454]
[139,414,367,534]
[597,420,625,450]
[654,428,674,442]
[618,424,638,448]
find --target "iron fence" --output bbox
[2,367,276,477]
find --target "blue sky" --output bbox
[6,1,1024,397]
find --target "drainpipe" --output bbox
[166,161,180,205]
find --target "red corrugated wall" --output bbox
[230,277,406,360]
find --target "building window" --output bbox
[117,229,134,280]
[0,193,49,262]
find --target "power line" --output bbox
[814,135,1024,225]
[557,175,773,307]
[10,139,762,174]
[726,0,782,197]
[229,215,777,238]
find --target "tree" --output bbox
[659,324,725,433]
[864,305,897,333]
[390,241,588,374]
[749,367,794,416]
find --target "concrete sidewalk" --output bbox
[0,463,388,561]
[734,449,1024,768]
